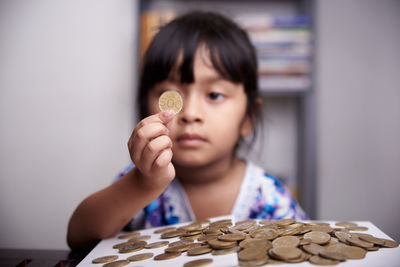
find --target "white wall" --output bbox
[316,0,400,242]
[0,0,137,249]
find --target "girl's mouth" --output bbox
[176,133,207,148]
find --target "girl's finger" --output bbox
[154,148,173,169]
[141,135,172,173]
[131,110,175,140]
[130,122,169,164]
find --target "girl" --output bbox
[67,11,307,251]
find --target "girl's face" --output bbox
[147,45,252,168]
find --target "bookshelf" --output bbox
[137,0,316,218]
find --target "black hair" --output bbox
[137,10,261,146]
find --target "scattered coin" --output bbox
[238,247,266,261]
[145,241,169,249]
[304,231,331,245]
[211,246,240,255]
[319,250,347,261]
[184,258,213,267]
[217,233,246,242]
[270,247,302,260]
[169,239,194,247]
[272,236,300,247]
[128,235,151,242]
[335,222,358,228]
[159,90,183,114]
[342,245,367,259]
[91,255,118,264]
[347,236,373,248]
[380,238,399,248]
[127,252,154,261]
[302,243,326,255]
[154,226,176,234]
[118,242,146,253]
[100,219,398,266]
[208,239,237,249]
[103,259,129,267]
[187,246,213,256]
[161,229,185,239]
[154,252,181,260]
[117,232,140,239]
[309,255,339,265]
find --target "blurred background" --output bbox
[0,0,399,250]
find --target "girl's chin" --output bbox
[172,155,210,168]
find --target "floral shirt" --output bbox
[117,161,308,230]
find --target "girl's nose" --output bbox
[178,94,203,124]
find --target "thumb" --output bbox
[159,110,175,125]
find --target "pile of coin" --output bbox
[92,219,398,266]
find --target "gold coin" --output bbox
[128,235,151,242]
[309,255,339,265]
[334,231,351,243]
[346,237,373,248]
[169,239,194,247]
[158,90,183,114]
[211,246,240,255]
[347,226,368,231]
[180,222,204,232]
[154,252,181,260]
[232,221,257,231]
[299,238,312,246]
[272,236,300,248]
[239,257,268,266]
[117,232,140,239]
[319,250,347,261]
[270,247,302,260]
[250,228,278,240]
[92,255,118,264]
[239,238,271,249]
[118,242,146,253]
[367,246,379,251]
[127,252,154,261]
[187,246,212,256]
[161,229,185,239]
[302,243,326,255]
[285,251,308,263]
[154,226,176,234]
[275,218,295,226]
[208,219,233,228]
[182,230,202,237]
[207,239,237,249]
[113,240,146,250]
[303,231,331,245]
[380,238,399,248]
[238,247,266,261]
[165,243,201,253]
[103,260,130,267]
[184,258,213,267]
[342,245,367,259]
[217,233,246,242]
[335,221,358,228]
[145,241,169,249]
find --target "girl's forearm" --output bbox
[67,168,165,251]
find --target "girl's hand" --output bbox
[128,110,176,189]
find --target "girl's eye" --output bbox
[208,92,224,101]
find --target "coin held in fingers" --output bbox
[159,90,183,114]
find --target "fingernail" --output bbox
[164,110,175,117]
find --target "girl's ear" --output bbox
[240,97,263,137]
